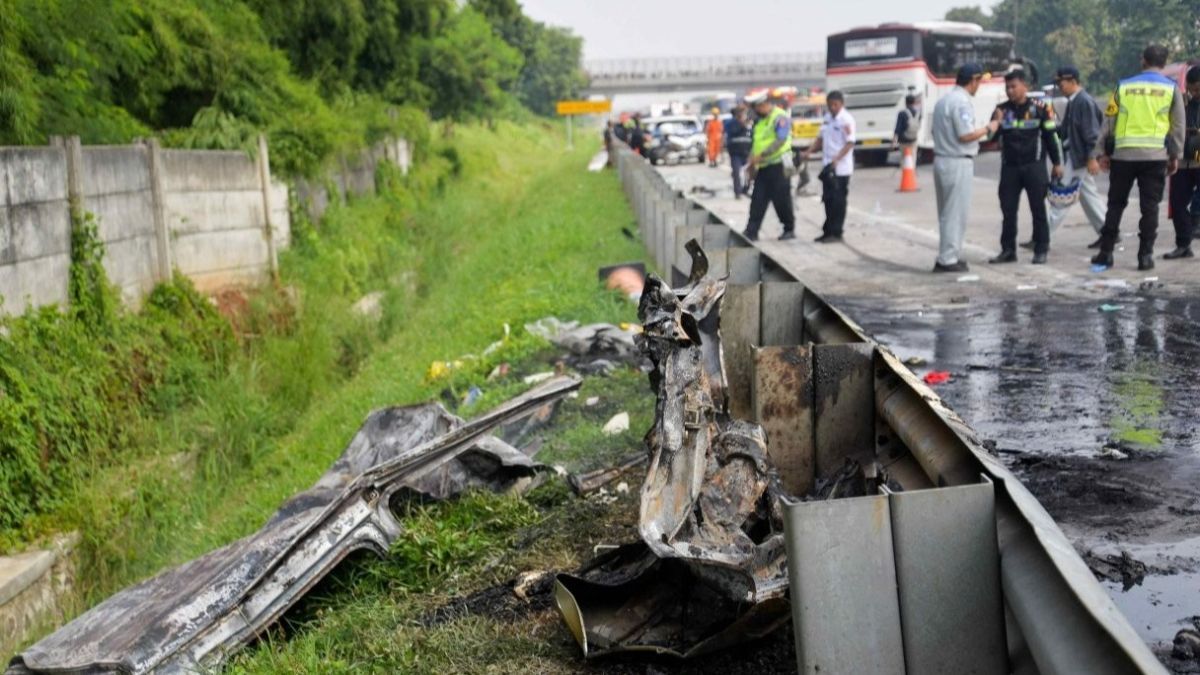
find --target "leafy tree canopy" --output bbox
[0,0,583,175]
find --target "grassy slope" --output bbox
[15,120,655,666]
[170,122,648,562]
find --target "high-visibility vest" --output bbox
[752,106,791,165]
[1112,72,1176,151]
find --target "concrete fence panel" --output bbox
[0,135,408,316]
[80,146,160,304]
[0,147,72,312]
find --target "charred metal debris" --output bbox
[8,377,579,674]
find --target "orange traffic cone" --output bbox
[898,145,919,192]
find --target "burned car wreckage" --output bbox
[10,229,1168,673]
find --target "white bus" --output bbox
[826,21,1020,163]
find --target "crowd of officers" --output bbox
[931,45,1197,274]
[612,43,1200,275]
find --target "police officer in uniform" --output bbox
[1091,45,1186,271]
[1164,65,1200,260]
[988,69,1064,265]
[742,91,795,241]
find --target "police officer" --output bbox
[742,91,796,241]
[1091,45,1186,271]
[988,69,1064,265]
[1163,65,1200,260]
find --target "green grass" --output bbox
[5,119,652,665]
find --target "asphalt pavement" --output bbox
[654,152,1200,668]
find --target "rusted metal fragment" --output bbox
[752,346,815,496]
[813,343,876,481]
[9,377,579,675]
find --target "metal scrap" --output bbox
[555,241,792,658]
[9,377,580,675]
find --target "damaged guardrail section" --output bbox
[604,143,1166,675]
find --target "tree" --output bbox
[944,5,993,28]
[471,0,585,115]
[420,7,522,119]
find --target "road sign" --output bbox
[556,100,612,116]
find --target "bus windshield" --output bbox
[827,30,920,67]
[924,32,1014,79]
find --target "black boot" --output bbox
[1138,254,1155,271]
[988,250,1017,264]
[1163,246,1194,259]
[1019,240,1035,250]
[1087,237,1104,249]
[1031,252,1047,264]
[1091,250,1114,268]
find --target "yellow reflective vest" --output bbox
[752,106,791,165]
[1112,72,1176,151]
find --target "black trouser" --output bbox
[746,162,795,236]
[1100,160,1166,255]
[821,173,850,236]
[730,153,748,196]
[998,161,1049,254]
[1169,167,1200,249]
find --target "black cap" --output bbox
[957,63,984,80]
[1055,65,1081,81]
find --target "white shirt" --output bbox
[820,108,856,176]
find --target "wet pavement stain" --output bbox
[836,292,1200,668]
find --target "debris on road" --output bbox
[956,274,980,282]
[1099,304,1126,312]
[9,377,581,674]
[1173,628,1200,661]
[1016,284,1039,291]
[903,355,927,367]
[601,412,629,435]
[923,370,952,385]
[1084,549,1149,591]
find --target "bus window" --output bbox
[827,30,920,67]
[924,33,1014,79]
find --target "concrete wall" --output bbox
[79,145,160,304]
[293,138,410,224]
[0,534,78,660]
[0,134,408,316]
[0,147,72,312]
[159,149,287,293]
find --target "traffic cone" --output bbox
[898,145,919,192]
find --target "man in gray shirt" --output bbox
[932,64,1000,272]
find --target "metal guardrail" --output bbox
[610,143,1167,674]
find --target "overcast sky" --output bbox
[520,0,980,61]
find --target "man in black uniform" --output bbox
[988,70,1064,264]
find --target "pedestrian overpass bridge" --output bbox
[582,53,826,96]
